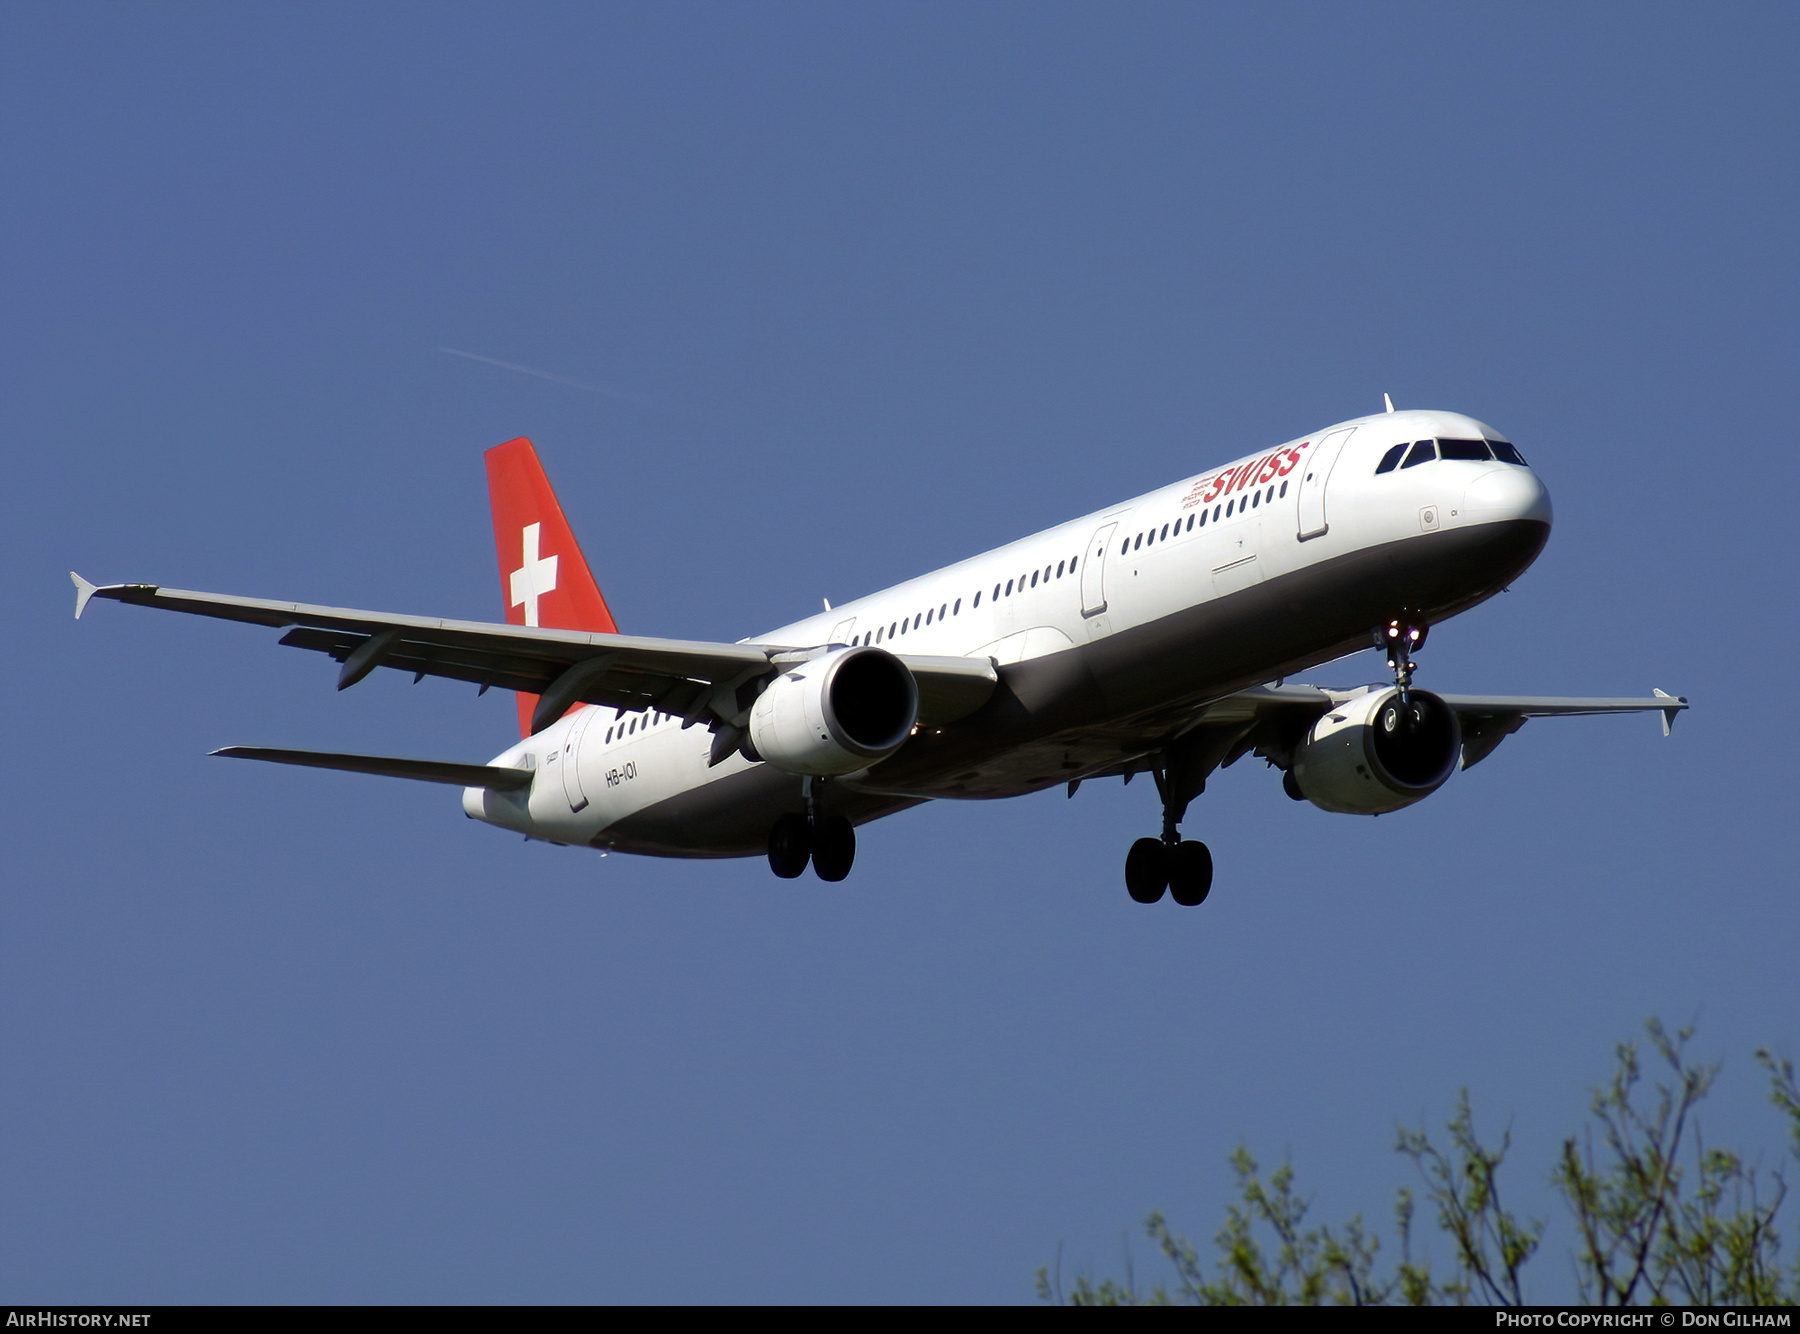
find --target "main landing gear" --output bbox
[767,777,856,882]
[1126,835,1213,906]
[1124,760,1213,907]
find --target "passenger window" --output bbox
[889,622,897,637]
[1225,499,1234,517]
[940,603,947,619]
[1438,438,1492,461]
[993,584,1001,600]
[954,598,961,614]
[1401,440,1436,468]
[1069,556,1078,574]
[1489,440,1528,465]
[1160,524,1169,540]
[1374,443,1408,474]
[1056,560,1065,578]
[1146,529,1155,546]
[1251,491,1260,508]
[1199,510,1207,527]
[925,608,933,625]
[1030,571,1038,588]
[1133,533,1142,550]
[1120,539,1129,556]
[1186,514,1194,531]
[974,592,982,608]
[1279,480,1288,498]
[1005,580,1013,595]
[1211,504,1221,521]
[605,727,613,743]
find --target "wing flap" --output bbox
[893,652,998,725]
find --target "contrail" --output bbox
[438,347,651,405]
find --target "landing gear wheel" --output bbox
[767,813,812,879]
[811,816,856,882]
[1168,840,1213,906]
[1125,837,1170,903]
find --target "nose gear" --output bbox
[1379,619,1428,706]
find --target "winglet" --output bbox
[71,572,100,620]
[1652,688,1685,738]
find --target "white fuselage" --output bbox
[464,408,1552,854]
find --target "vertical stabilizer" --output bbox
[484,438,618,737]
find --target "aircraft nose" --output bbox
[1463,467,1552,526]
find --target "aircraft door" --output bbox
[1295,427,1357,541]
[561,705,597,812]
[1081,522,1117,616]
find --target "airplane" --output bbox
[72,400,1687,905]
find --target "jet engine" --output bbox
[1289,687,1461,815]
[747,646,919,775]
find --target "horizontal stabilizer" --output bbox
[70,572,100,619]
[212,747,535,790]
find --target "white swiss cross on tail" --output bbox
[509,522,558,627]
[486,437,620,737]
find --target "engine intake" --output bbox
[1290,687,1461,815]
[747,646,919,775]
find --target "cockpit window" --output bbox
[1374,443,1407,474]
[1488,439,1528,466]
[1438,438,1492,461]
[1400,439,1437,469]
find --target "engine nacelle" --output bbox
[1290,687,1461,815]
[747,646,919,776]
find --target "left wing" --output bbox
[72,575,998,747]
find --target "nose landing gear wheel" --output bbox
[1168,840,1213,906]
[1125,837,1169,903]
[811,815,856,882]
[767,813,812,879]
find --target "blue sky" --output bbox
[3,2,1796,1304]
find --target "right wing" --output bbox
[1198,681,1687,771]
[1071,682,1689,794]
[73,576,998,749]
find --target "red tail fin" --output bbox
[484,438,618,737]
